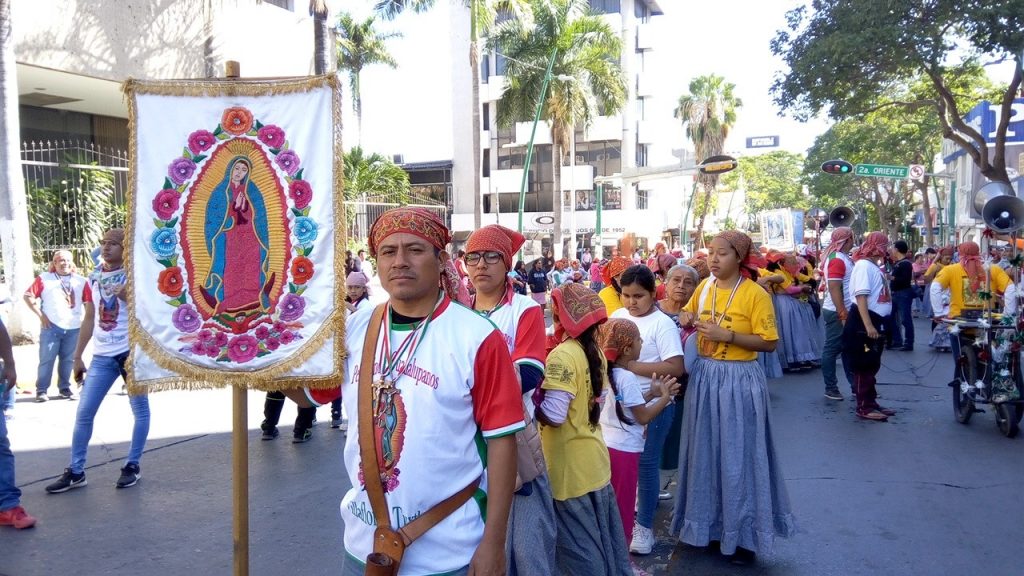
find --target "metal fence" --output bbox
[345,191,448,246]
[21,140,129,271]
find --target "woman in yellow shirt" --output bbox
[598,256,632,316]
[538,283,631,576]
[671,231,796,566]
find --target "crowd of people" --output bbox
[3,211,1016,576]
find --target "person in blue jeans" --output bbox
[887,241,915,351]
[609,265,685,555]
[23,249,88,402]
[0,319,38,529]
[45,229,150,494]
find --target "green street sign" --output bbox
[855,163,909,179]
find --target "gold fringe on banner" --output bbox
[122,75,347,395]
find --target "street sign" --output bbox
[745,135,779,149]
[855,163,909,179]
[909,164,926,181]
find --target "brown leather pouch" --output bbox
[367,526,406,574]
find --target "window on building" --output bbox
[263,0,294,11]
[481,55,490,84]
[496,52,508,76]
[637,189,650,209]
[589,0,621,14]
[636,97,645,121]
[483,104,491,131]
[482,149,491,177]
[636,142,648,167]
[634,0,649,22]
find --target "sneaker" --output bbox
[293,429,312,443]
[35,393,48,403]
[824,387,844,401]
[330,418,342,429]
[261,426,279,441]
[45,469,87,494]
[0,506,37,529]
[629,523,655,555]
[658,490,672,501]
[339,419,348,432]
[116,463,141,489]
[59,389,76,400]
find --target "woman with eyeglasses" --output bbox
[465,225,556,576]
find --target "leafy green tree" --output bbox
[675,74,741,247]
[490,0,626,258]
[376,0,532,231]
[343,146,411,201]
[336,12,402,145]
[772,0,1023,184]
[721,150,807,222]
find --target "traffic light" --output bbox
[821,159,853,174]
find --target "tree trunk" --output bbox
[0,0,34,341]
[552,141,563,260]
[469,13,482,230]
[312,9,330,75]
[353,72,362,147]
[913,151,934,248]
[693,180,714,249]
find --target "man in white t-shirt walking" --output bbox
[819,227,856,400]
[45,229,151,493]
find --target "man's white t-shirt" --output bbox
[600,367,648,453]
[821,252,855,313]
[339,297,525,575]
[610,307,684,395]
[25,272,88,330]
[850,259,892,317]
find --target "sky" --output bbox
[331,0,835,163]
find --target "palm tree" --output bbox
[375,0,532,231]
[675,74,741,247]
[491,0,626,258]
[336,12,401,147]
[309,0,331,74]
[0,0,33,339]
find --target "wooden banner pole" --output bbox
[225,59,250,576]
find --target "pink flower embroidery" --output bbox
[257,125,286,149]
[288,180,313,209]
[227,335,259,363]
[214,331,229,347]
[172,304,201,333]
[254,325,271,340]
[278,294,305,322]
[280,330,295,345]
[188,130,215,155]
[152,189,180,220]
[275,150,301,176]
[168,157,197,185]
[265,337,281,351]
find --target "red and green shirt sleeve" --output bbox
[472,330,526,439]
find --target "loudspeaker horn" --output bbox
[974,181,1024,233]
[829,206,855,228]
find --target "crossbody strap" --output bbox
[358,302,482,545]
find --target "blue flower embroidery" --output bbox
[151,228,178,258]
[294,216,318,246]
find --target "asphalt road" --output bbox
[1,316,1022,575]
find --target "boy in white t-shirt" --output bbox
[599,319,679,554]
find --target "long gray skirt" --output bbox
[670,358,797,556]
[554,484,632,576]
[776,294,821,364]
[508,474,557,576]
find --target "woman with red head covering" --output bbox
[671,231,795,565]
[761,251,822,369]
[842,231,895,421]
[599,256,633,316]
[537,283,632,575]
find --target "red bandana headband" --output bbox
[466,224,526,270]
[369,207,451,257]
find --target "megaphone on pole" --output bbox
[829,206,855,228]
[973,181,1024,234]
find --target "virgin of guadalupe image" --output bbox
[201,157,276,316]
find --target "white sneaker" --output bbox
[630,523,655,555]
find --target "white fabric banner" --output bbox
[124,77,344,392]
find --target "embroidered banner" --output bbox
[123,76,345,393]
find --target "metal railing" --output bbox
[345,191,447,245]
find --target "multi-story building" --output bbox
[449,0,667,259]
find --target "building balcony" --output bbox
[514,121,553,146]
[585,115,622,141]
[636,22,654,51]
[480,75,507,102]
[559,164,594,191]
[636,73,655,97]
[637,120,656,144]
[489,168,527,193]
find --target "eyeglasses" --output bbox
[465,251,503,266]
